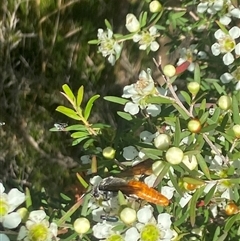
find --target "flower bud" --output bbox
[125,14,140,33]
[149,1,163,13]
[187,119,202,133]
[17,207,29,223]
[187,82,200,96]
[233,124,240,138]
[74,218,90,234]
[120,207,137,225]
[218,95,232,110]
[102,147,116,159]
[225,202,239,216]
[154,134,171,150]
[183,182,199,191]
[182,155,198,170]
[165,147,184,165]
[163,64,176,77]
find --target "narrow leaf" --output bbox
[117,111,133,120]
[224,213,240,232]
[104,96,128,105]
[25,187,32,210]
[71,131,89,139]
[201,123,218,133]
[77,86,84,107]
[194,63,200,83]
[180,91,191,105]
[56,106,81,120]
[196,154,211,180]
[146,96,174,104]
[173,117,181,146]
[62,84,75,103]
[204,184,217,206]
[173,103,189,120]
[232,95,240,124]
[72,137,89,146]
[84,95,100,120]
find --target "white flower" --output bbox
[92,222,124,240]
[211,27,240,65]
[0,183,25,229]
[125,206,173,241]
[220,67,240,90]
[0,234,10,241]
[197,0,224,14]
[122,146,139,160]
[97,28,122,65]
[133,26,160,51]
[125,14,140,33]
[219,0,240,25]
[17,210,58,241]
[122,69,162,116]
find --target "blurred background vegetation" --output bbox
[0,0,180,197]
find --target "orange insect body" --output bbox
[127,180,169,207]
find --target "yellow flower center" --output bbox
[220,35,235,53]
[0,199,9,217]
[141,224,161,241]
[28,223,49,241]
[106,234,124,241]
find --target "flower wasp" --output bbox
[93,176,169,207]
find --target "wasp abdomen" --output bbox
[127,180,169,207]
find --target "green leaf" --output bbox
[56,106,81,120]
[77,86,84,107]
[57,198,84,226]
[66,124,86,131]
[169,170,184,197]
[180,91,191,105]
[141,148,163,159]
[84,94,100,120]
[104,96,128,105]
[62,84,75,103]
[212,227,221,241]
[200,123,218,133]
[204,183,217,206]
[146,96,174,104]
[224,213,240,232]
[71,131,89,139]
[173,117,181,146]
[60,193,71,201]
[25,187,32,210]
[153,163,171,187]
[140,11,147,28]
[117,111,133,120]
[88,39,99,44]
[189,186,205,226]
[232,95,240,124]
[196,154,211,179]
[173,103,189,120]
[199,111,209,124]
[72,136,89,146]
[194,63,200,83]
[211,107,221,122]
[212,82,225,95]
[104,19,112,30]
[182,177,205,185]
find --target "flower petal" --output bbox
[223,52,234,65]
[125,227,140,241]
[7,189,25,212]
[157,213,172,229]
[3,212,21,229]
[137,206,153,223]
[124,102,139,115]
[0,234,10,241]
